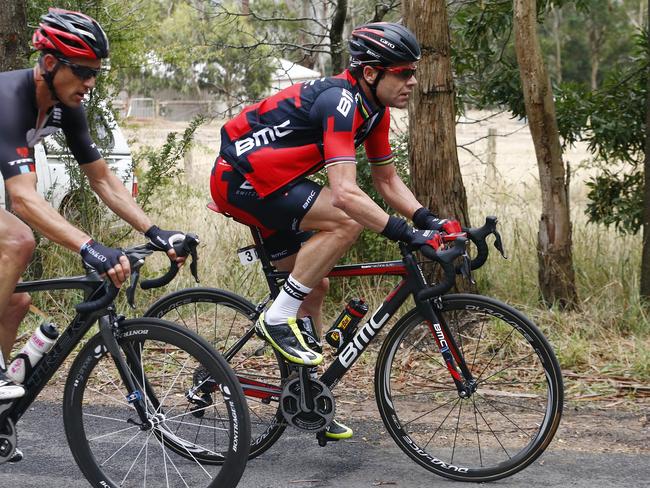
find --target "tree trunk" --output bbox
[329,0,348,75]
[640,0,650,300]
[513,0,578,308]
[403,0,470,224]
[0,0,28,72]
[551,5,562,84]
[241,0,249,15]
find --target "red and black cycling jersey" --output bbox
[0,68,101,181]
[219,69,393,197]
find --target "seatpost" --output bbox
[249,226,283,298]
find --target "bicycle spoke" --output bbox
[402,395,459,428]
[99,428,143,467]
[473,399,512,459]
[450,396,463,464]
[474,392,537,438]
[87,423,140,442]
[472,396,483,467]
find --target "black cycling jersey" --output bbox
[0,68,101,181]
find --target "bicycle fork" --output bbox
[421,300,477,398]
[98,314,152,427]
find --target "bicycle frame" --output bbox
[2,275,146,426]
[226,227,476,398]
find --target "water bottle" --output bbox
[6,323,58,384]
[325,298,368,350]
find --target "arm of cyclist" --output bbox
[81,159,186,264]
[326,162,441,249]
[326,161,396,232]
[370,162,422,218]
[5,173,129,287]
[370,163,461,234]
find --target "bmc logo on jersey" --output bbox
[235,120,294,157]
[337,89,354,117]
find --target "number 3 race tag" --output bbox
[237,245,259,266]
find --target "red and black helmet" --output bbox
[32,8,109,59]
[349,22,421,67]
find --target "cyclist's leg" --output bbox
[0,208,34,399]
[290,186,363,288]
[273,253,329,334]
[0,209,34,356]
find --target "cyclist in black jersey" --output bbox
[211,22,463,441]
[0,9,187,411]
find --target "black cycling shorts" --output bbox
[210,157,321,260]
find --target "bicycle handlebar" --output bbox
[416,237,468,301]
[141,234,200,289]
[75,233,200,314]
[456,216,507,273]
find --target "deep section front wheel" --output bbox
[145,288,288,459]
[63,318,250,488]
[375,294,563,482]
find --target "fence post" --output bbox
[485,127,497,183]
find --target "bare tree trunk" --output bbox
[403,0,470,224]
[0,0,28,72]
[641,0,650,300]
[514,0,578,308]
[551,5,562,84]
[330,0,348,74]
[587,22,604,91]
[242,0,249,15]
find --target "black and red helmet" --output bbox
[349,22,421,67]
[32,8,109,59]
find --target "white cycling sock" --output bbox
[265,275,312,325]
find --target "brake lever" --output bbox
[126,269,140,309]
[190,245,200,283]
[461,251,474,283]
[493,230,508,259]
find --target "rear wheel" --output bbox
[145,288,288,459]
[63,318,250,488]
[375,294,563,482]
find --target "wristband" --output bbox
[412,207,437,229]
[381,216,410,242]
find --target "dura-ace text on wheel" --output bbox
[145,288,288,459]
[63,318,250,488]
[375,295,563,482]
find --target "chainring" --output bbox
[0,416,17,466]
[280,375,335,432]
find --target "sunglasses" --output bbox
[56,56,102,81]
[376,65,418,81]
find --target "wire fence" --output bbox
[124,98,229,121]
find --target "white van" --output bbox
[0,113,137,216]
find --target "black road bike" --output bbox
[145,215,564,483]
[0,236,250,488]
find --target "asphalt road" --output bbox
[1,401,648,487]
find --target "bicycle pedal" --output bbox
[8,448,23,463]
[316,431,328,447]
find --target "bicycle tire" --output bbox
[375,294,563,482]
[63,317,250,488]
[145,288,288,459]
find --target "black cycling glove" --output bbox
[145,225,185,252]
[381,216,443,250]
[80,239,125,274]
[412,207,462,234]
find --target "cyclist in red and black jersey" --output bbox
[0,9,187,408]
[211,22,461,440]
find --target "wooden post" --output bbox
[486,128,497,183]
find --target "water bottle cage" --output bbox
[9,353,33,384]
